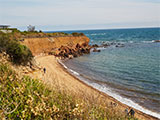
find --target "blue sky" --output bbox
[0,0,159,31]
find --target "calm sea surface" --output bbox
[53,28,160,117]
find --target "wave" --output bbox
[68,69,80,76]
[142,41,154,43]
[93,40,159,46]
[129,41,134,43]
[90,47,107,52]
[59,60,160,119]
[58,59,68,69]
[97,47,108,50]
[90,33,106,36]
[58,60,80,76]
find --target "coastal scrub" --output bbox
[0,63,138,120]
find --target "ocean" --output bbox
[57,28,160,118]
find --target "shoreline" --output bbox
[59,59,160,119]
[35,55,159,120]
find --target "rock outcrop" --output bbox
[93,48,101,52]
[51,43,91,59]
[153,40,160,43]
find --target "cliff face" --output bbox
[22,36,90,56]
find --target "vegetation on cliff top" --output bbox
[0,28,86,39]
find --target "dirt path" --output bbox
[34,55,158,120]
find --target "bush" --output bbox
[39,30,43,33]
[72,32,85,36]
[7,41,33,65]
[79,33,85,36]
[0,32,33,65]
[72,32,79,36]
[0,33,10,52]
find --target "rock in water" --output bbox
[93,48,101,52]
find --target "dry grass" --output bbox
[0,63,137,120]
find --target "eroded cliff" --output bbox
[22,36,90,57]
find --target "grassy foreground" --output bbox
[0,63,138,120]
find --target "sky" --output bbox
[0,0,159,31]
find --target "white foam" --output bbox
[129,41,134,43]
[91,47,107,52]
[68,69,80,76]
[58,60,68,69]
[86,82,160,119]
[97,47,107,50]
[142,40,154,43]
[58,60,80,76]
[90,33,106,36]
[90,33,97,35]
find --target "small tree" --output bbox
[39,30,42,33]
[27,25,35,32]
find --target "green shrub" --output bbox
[11,28,21,33]
[79,32,85,36]
[39,30,43,33]
[0,32,33,65]
[72,32,79,36]
[0,33,10,52]
[6,41,33,65]
[72,32,85,36]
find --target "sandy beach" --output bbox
[33,55,158,120]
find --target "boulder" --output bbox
[92,44,99,48]
[82,42,88,47]
[68,55,74,59]
[154,40,160,42]
[76,43,81,49]
[101,43,110,47]
[55,44,91,59]
[93,48,101,52]
[115,44,125,47]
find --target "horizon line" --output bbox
[44,26,160,32]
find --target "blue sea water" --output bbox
[59,28,160,117]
